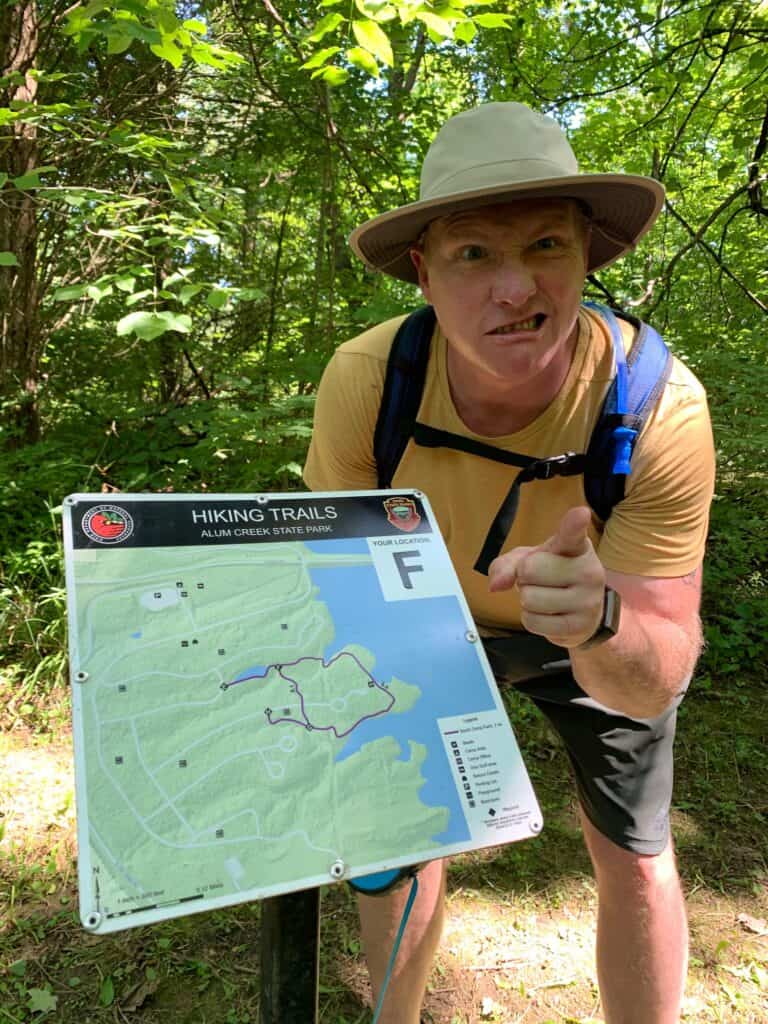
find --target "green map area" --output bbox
[72,543,448,922]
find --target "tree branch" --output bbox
[748,95,768,215]
[663,194,767,314]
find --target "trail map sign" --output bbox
[63,491,542,934]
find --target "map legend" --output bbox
[438,711,542,840]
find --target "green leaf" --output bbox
[126,288,154,306]
[99,975,115,1007]
[236,287,264,301]
[178,284,203,305]
[313,65,349,85]
[114,276,137,293]
[0,251,19,266]
[116,311,192,341]
[106,32,132,54]
[306,12,345,43]
[182,19,207,34]
[472,12,512,28]
[10,960,27,976]
[354,0,397,22]
[150,36,184,68]
[86,283,113,302]
[28,987,58,1014]
[352,19,394,65]
[415,11,454,38]
[0,172,8,188]
[454,20,476,43]
[163,269,193,287]
[157,8,179,34]
[347,46,380,77]
[717,162,737,181]
[53,284,89,302]
[301,46,342,71]
[206,288,229,309]
[12,165,56,189]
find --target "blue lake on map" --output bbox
[303,538,499,846]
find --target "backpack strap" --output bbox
[582,302,673,521]
[373,306,436,488]
[411,422,587,573]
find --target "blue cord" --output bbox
[371,875,420,1024]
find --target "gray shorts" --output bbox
[482,633,686,856]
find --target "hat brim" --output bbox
[349,174,665,284]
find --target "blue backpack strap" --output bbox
[583,302,673,521]
[373,306,436,488]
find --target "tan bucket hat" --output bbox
[349,102,665,284]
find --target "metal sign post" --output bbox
[260,890,320,1023]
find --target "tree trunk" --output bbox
[0,1,41,447]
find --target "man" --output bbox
[304,103,715,1024]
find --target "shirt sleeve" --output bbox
[597,362,716,577]
[303,348,385,492]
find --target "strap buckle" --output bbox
[531,452,583,481]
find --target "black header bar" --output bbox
[65,493,433,550]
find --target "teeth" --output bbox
[493,318,538,333]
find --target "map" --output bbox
[63,491,542,934]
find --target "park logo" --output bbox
[81,504,135,545]
[383,496,421,533]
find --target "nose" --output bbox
[490,254,536,306]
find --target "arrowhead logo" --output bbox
[383,497,421,533]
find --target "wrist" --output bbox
[575,586,621,650]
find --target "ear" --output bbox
[581,221,592,268]
[410,247,432,301]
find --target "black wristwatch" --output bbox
[578,586,621,650]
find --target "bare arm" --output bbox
[569,565,703,718]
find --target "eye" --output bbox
[457,244,489,262]
[533,236,559,251]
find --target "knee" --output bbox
[582,817,680,898]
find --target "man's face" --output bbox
[410,199,590,389]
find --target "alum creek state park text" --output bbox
[200,525,335,537]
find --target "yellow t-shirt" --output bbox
[303,306,715,631]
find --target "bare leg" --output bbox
[580,809,688,1024]
[357,859,446,1024]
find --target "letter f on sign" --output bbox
[393,550,424,590]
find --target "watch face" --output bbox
[579,587,621,649]
[604,587,621,634]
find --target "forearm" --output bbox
[568,603,702,719]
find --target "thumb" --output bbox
[541,506,592,558]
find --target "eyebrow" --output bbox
[438,210,576,238]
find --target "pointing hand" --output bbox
[487,507,606,648]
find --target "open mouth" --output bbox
[488,313,546,335]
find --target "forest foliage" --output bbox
[1,0,767,713]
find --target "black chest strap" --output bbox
[412,423,587,574]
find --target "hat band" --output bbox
[422,157,580,202]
